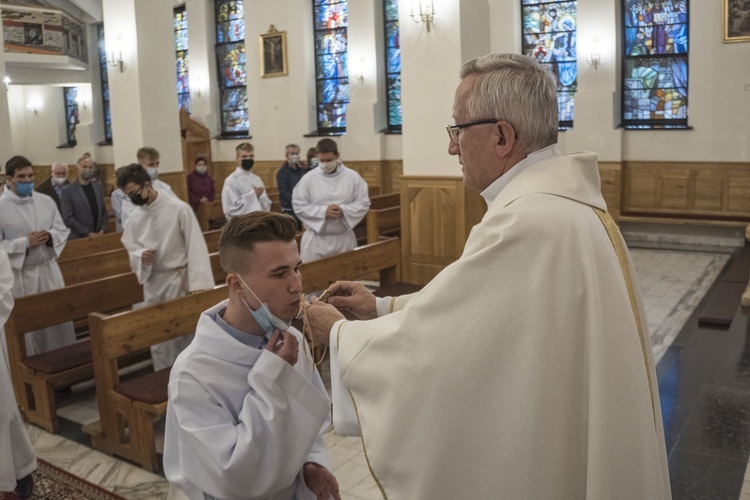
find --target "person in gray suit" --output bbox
[60,156,108,239]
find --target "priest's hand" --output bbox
[266,330,298,366]
[28,231,49,247]
[326,281,377,320]
[304,297,345,345]
[303,462,341,500]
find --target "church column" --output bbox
[398,0,490,284]
[101,0,184,196]
[0,21,14,164]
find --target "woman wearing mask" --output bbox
[186,155,215,212]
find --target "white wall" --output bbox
[2,0,749,169]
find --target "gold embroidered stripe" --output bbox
[593,208,657,428]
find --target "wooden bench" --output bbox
[196,201,226,232]
[4,273,144,433]
[59,230,222,286]
[86,237,402,470]
[355,193,401,245]
[59,232,125,262]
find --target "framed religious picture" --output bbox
[259,25,288,77]
[724,0,750,42]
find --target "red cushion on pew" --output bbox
[115,367,171,405]
[24,340,92,375]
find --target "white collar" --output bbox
[1,186,33,205]
[480,143,561,207]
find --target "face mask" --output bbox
[319,160,339,174]
[310,158,319,169]
[15,181,34,197]
[51,177,66,186]
[196,165,207,175]
[237,275,292,333]
[288,154,300,165]
[80,170,95,181]
[241,159,254,171]
[146,167,159,180]
[129,188,149,206]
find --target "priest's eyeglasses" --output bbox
[446,119,500,141]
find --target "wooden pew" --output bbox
[59,230,223,286]
[59,232,125,262]
[86,237,402,470]
[4,273,144,433]
[366,206,401,244]
[196,200,225,232]
[355,193,401,245]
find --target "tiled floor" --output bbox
[18,244,743,499]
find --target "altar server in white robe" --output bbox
[0,247,36,498]
[164,212,338,500]
[304,54,671,499]
[118,147,178,229]
[118,164,214,371]
[292,138,370,262]
[0,156,76,356]
[221,142,272,220]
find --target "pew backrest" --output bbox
[366,206,401,244]
[369,193,399,210]
[196,201,225,232]
[59,248,131,286]
[59,232,124,262]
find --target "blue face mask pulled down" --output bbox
[238,276,292,334]
[15,181,34,197]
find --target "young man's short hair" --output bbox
[219,212,297,275]
[5,156,32,177]
[316,138,338,155]
[236,142,254,154]
[137,147,160,162]
[116,163,151,189]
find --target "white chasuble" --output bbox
[121,192,214,371]
[221,167,272,220]
[164,300,331,500]
[330,153,671,499]
[0,189,75,355]
[292,164,370,262]
[0,248,37,491]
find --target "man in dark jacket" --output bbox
[275,144,310,229]
[36,162,70,212]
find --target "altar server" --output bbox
[119,164,214,371]
[0,156,75,355]
[221,142,272,220]
[292,139,370,262]
[164,212,338,500]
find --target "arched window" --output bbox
[383,0,401,133]
[521,0,578,130]
[622,0,688,129]
[96,24,112,143]
[215,0,248,135]
[313,0,349,135]
[174,5,191,113]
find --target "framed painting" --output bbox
[259,25,288,77]
[724,0,750,42]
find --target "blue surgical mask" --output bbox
[238,276,292,333]
[15,181,34,197]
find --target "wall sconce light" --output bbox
[76,91,89,110]
[3,76,10,91]
[353,59,365,85]
[192,76,203,98]
[586,37,601,70]
[27,100,39,115]
[410,0,435,32]
[107,34,125,73]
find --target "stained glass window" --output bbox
[622,0,688,129]
[521,0,577,130]
[174,6,191,113]
[215,0,248,135]
[383,0,401,133]
[96,23,112,143]
[63,87,78,146]
[313,0,349,135]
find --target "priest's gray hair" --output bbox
[460,53,558,153]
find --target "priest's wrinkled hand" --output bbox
[266,330,298,366]
[327,281,377,320]
[305,297,345,345]
[303,462,341,500]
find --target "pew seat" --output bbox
[24,340,92,374]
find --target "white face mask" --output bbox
[51,176,66,186]
[288,154,300,165]
[319,160,339,174]
[146,167,159,180]
[196,165,207,175]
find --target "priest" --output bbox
[0,156,76,355]
[118,164,214,371]
[292,139,370,262]
[304,53,671,499]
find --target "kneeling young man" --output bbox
[164,212,339,500]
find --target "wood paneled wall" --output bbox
[400,176,486,285]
